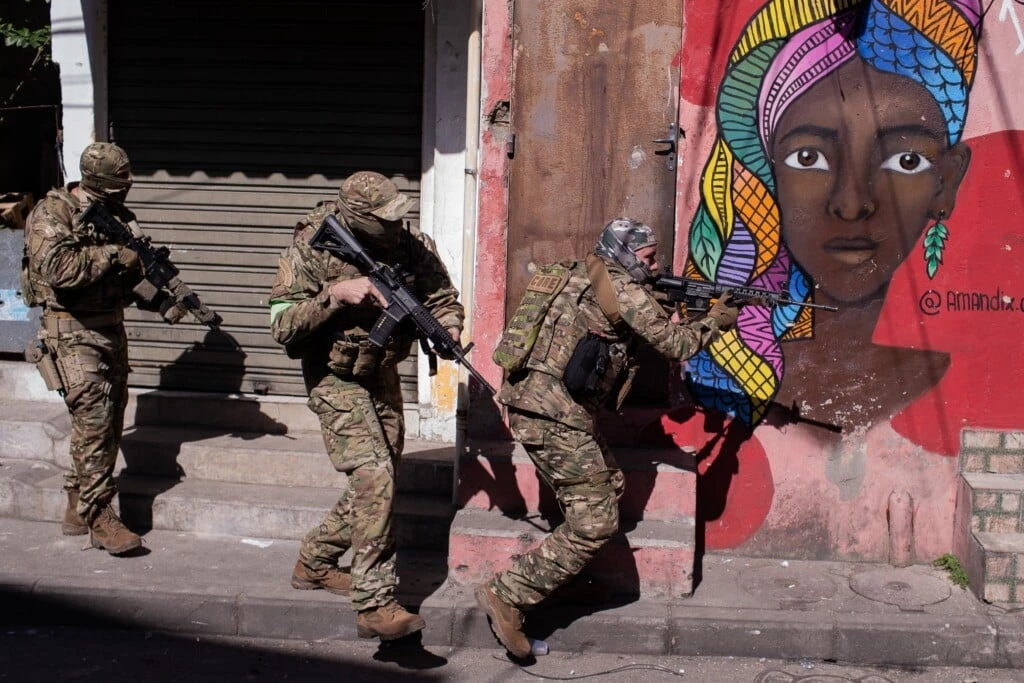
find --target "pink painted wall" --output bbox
[472,0,1024,562]
[471,0,512,412]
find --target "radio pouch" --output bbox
[562,331,611,397]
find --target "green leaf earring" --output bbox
[923,216,949,280]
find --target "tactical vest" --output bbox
[292,207,419,376]
[522,260,630,391]
[21,187,137,313]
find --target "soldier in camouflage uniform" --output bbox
[475,218,741,658]
[21,142,148,556]
[269,171,465,641]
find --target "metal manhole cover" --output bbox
[849,568,951,609]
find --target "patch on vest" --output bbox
[492,261,574,372]
[526,272,565,295]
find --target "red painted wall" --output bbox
[473,0,1024,562]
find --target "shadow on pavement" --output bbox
[0,588,447,681]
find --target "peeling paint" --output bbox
[628,145,646,169]
[824,438,867,501]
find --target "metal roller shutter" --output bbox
[107,1,424,400]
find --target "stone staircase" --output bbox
[954,428,1024,604]
[0,361,456,553]
[448,431,698,600]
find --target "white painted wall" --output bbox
[416,0,473,442]
[50,0,106,182]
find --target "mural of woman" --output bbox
[683,0,982,431]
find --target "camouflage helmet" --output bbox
[594,217,659,284]
[79,142,133,202]
[338,171,415,221]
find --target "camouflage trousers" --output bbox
[299,367,405,612]
[48,322,130,520]
[489,410,624,607]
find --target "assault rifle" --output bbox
[310,214,496,395]
[653,276,838,313]
[81,201,222,328]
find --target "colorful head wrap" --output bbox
[684,0,982,424]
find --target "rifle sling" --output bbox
[585,255,627,334]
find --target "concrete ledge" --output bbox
[1,400,455,493]
[1,519,1020,667]
[448,508,695,598]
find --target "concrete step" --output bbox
[958,529,1024,604]
[0,399,455,496]
[459,440,696,523]
[961,472,1024,535]
[120,425,455,495]
[954,472,1024,604]
[4,358,426,436]
[0,400,71,467]
[0,458,453,550]
[447,507,695,599]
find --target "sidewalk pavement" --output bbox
[1,517,1022,669]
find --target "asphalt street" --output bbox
[1,625,1021,683]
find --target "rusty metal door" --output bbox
[507,1,683,404]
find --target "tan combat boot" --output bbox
[62,489,88,536]
[356,602,426,641]
[89,505,142,555]
[475,583,531,658]
[290,560,352,595]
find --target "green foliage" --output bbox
[933,553,969,588]
[0,0,51,51]
[0,21,49,50]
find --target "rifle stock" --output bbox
[310,215,496,395]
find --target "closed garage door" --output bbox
[107,1,424,399]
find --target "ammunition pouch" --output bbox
[563,331,611,398]
[327,337,404,378]
[24,336,65,393]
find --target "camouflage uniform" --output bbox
[489,255,719,608]
[22,143,143,546]
[269,173,463,613]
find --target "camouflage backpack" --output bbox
[492,261,574,372]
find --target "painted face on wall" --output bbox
[771,57,970,305]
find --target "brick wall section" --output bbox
[970,483,1024,534]
[983,550,1024,603]
[959,429,1024,604]
[960,430,1024,474]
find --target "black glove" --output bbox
[705,292,740,331]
